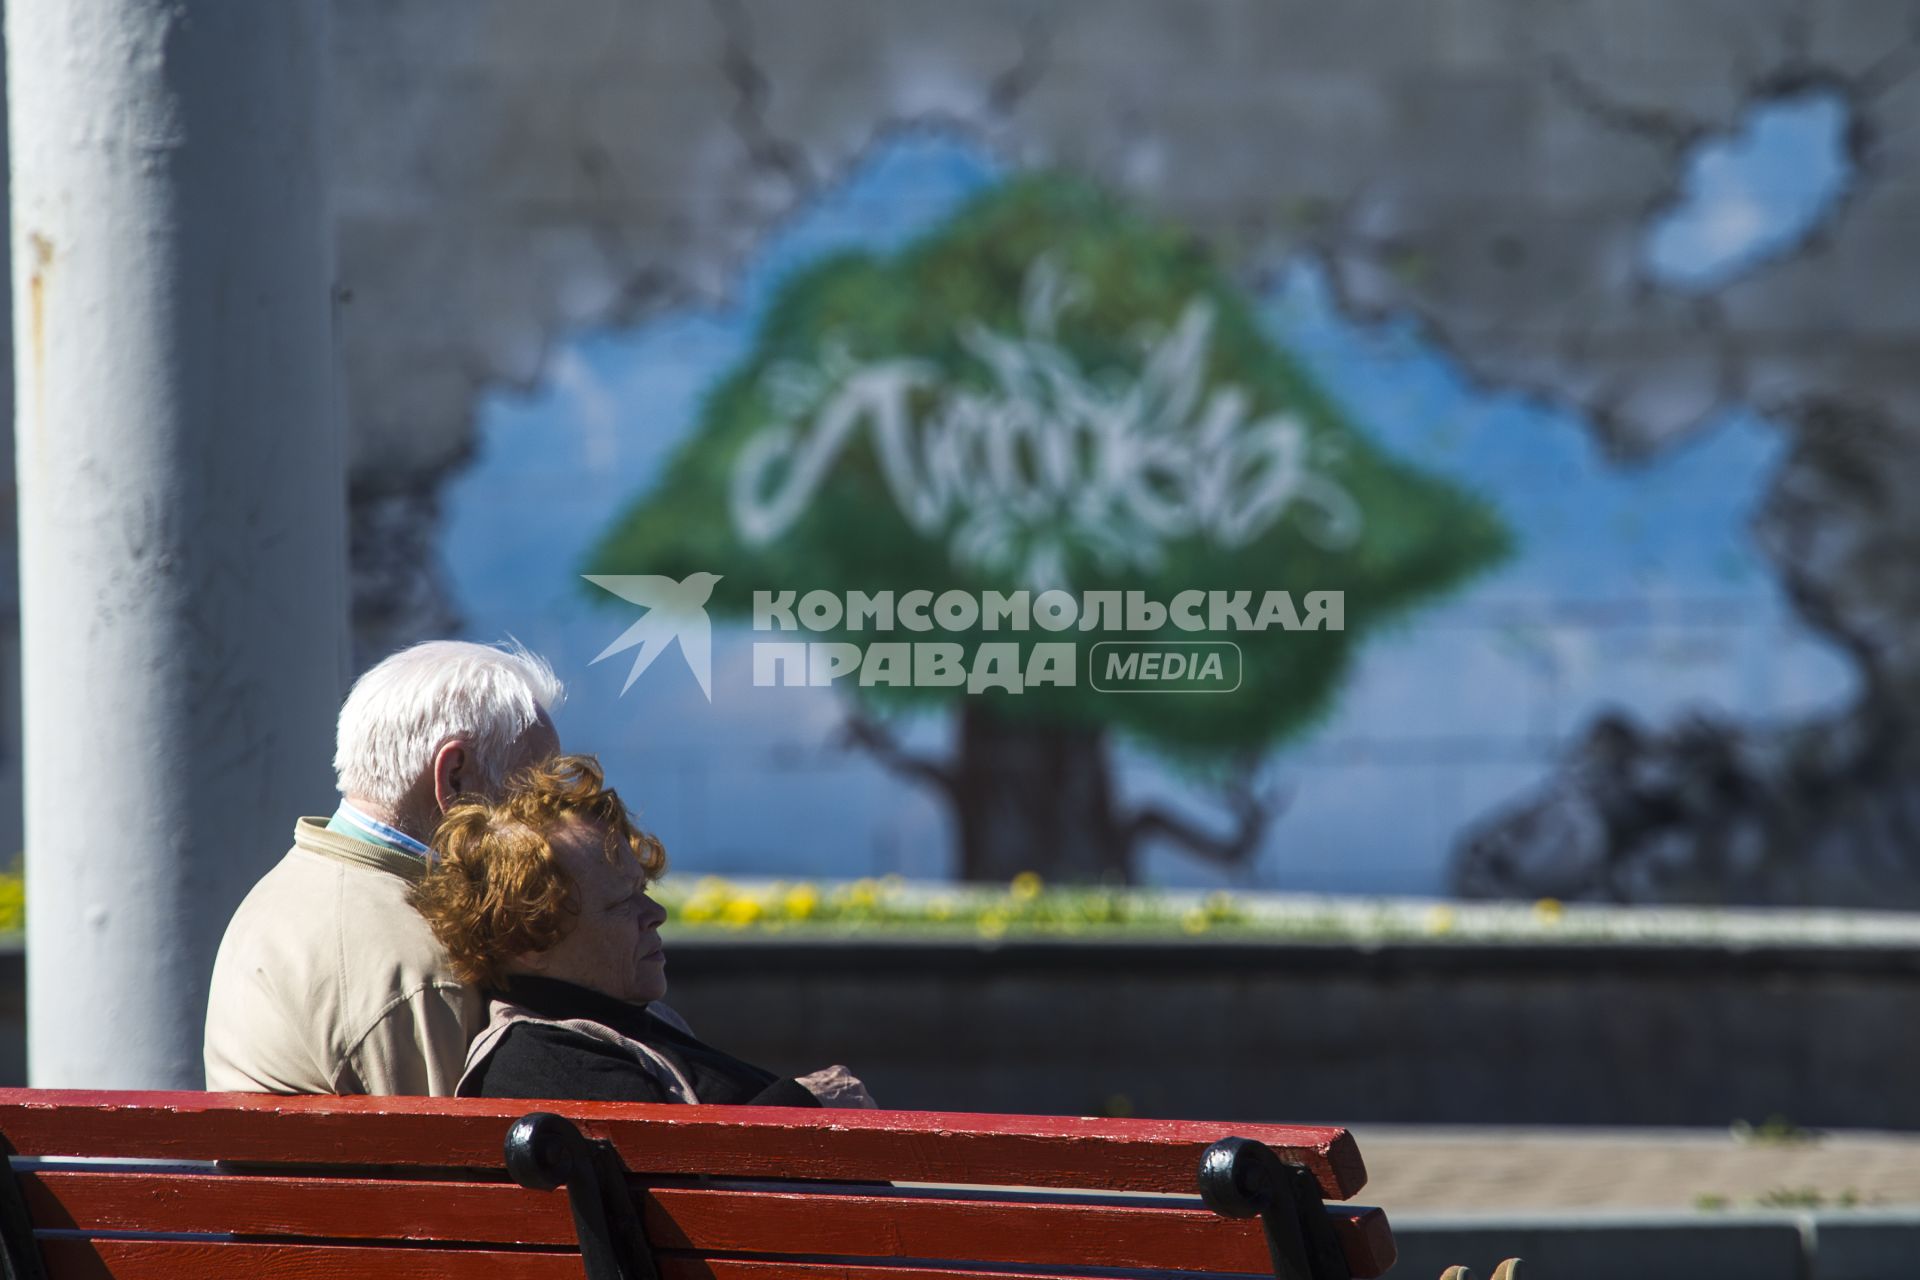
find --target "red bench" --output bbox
[0,1089,1396,1280]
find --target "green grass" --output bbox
[653,875,1920,945]
[656,876,1613,942]
[1732,1115,1820,1146]
[657,874,1256,939]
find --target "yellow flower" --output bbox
[679,883,727,920]
[1181,907,1211,934]
[721,897,763,928]
[1533,897,1565,923]
[1424,905,1456,936]
[847,879,880,910]
[927,896,957,922]
[0,866,22,933]
[1203,890,1242,922]
[783,884,820,920]
[977,910,1009,939]
[1009,871,1044,902]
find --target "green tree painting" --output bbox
[588,175,1512,883]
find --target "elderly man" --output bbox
[204,640,563,1095]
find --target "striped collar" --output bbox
[327,800,434,860]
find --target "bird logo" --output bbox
[583,572,724,700]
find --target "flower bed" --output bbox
[653,873,1920,945]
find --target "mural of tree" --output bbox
[587,174,1513,883]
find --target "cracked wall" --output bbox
[319,0,1920,901]
[332,0,1920,572]
[2,0,1910,898]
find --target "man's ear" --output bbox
[432,739,469,813]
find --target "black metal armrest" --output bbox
[506,1112,658,1280]
[1198,1136,1351,1280]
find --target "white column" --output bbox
[7,0,346,1087]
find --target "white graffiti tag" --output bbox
[729,256,1362,589]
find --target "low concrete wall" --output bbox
[4,935,1918,1132]
[0,946,19,1086]
[658,937,1920,1128]
[1394,1210,1920,1280]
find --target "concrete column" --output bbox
[7,0,346,1086]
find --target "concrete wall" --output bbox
[1,932,1912,1129]
[652,937,1920,1128]
[1395,1210,1920,1280]
[320,0,1920,905]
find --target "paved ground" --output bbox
[1351,1127,1920,1214]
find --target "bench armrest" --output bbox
[1200,1137,1351,1280]
[507,1112,657,1280]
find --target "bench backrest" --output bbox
[0,1089,1395,1280]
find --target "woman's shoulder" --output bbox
[497,1019,637,1063]
[472,1020,673,1103]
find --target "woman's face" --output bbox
[515,816,668,1004]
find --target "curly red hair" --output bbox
[411,753,666,989]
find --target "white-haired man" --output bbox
[204,640,564,1095]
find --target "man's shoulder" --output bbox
[226,835,413,924]
[206,826,473,1093]
[215,829,447,984]
[219,838,339,937]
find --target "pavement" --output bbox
[1350,1126,1920,1214]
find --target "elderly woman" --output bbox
[412,754,873,1107]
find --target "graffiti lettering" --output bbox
[731,257,1361,588]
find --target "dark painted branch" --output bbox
[1127,761,1287,868]
[840,711,958,798]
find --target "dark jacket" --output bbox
[460,975,819,1107]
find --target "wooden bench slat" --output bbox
[657,1261,1161,1280]
[0,1090,1366,1199]
[643,1188,1395,1279]
[17,1172,1395,1278]
[19,1172,574,1245]
[39,1238,580,1280]
[48,1253,1161,1280]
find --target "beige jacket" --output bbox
[203,818,482,1096]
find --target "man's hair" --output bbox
[334,639,564,809]
[412,754,667,990]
